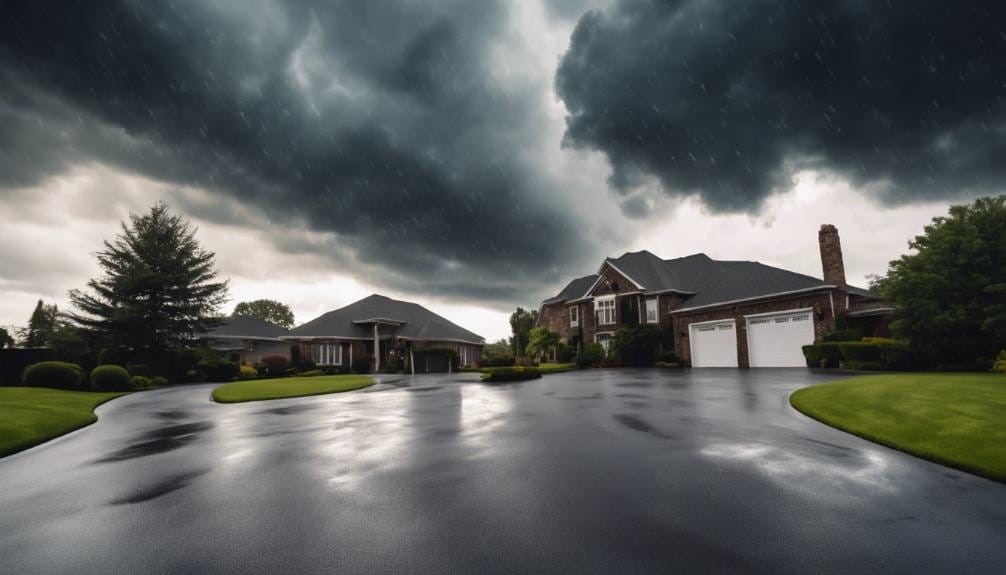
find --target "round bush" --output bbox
[90,364,133,391]
[22,361,84,390]
[151,376,169,387]
[131,375,153,389]
[257,354,291,377]
[239,365,258,379]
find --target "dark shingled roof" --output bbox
[542,274,598,304]
[287,294,484,344]
[201,315,289,340]
[542,250,876,311]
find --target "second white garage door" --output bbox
[689,320,738,367]
[746,309,816,367]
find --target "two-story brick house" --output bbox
[536,225,890,367]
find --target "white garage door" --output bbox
[689,320,738,367]
[746,309,816,367]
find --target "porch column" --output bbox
[410,345,415,375]
[373,324,380,372]
[349,341,353,368]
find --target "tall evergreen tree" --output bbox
[22,299,58,347]
[508,307,538,358]
[69,202,229,353]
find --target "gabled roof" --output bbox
[542,274,598,304]
[201,315,289,341]
[286,294,484,345]
[542,250,876,312]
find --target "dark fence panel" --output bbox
[0,348,55,386]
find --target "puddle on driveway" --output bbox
[109,469,209,505]
[95,422,213,463]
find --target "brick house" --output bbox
[200,315,292,365]
[284,294,484,373]
[537,225,891,368]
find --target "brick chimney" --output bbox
[818,224,846,287]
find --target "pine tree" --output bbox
[69,203,229,353]
[22,299,58,347]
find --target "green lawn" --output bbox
[211,374,374,403]
[790,373,1006,482]
[479,363,577,375]
[0,387,128,458]
[537,363,577,374]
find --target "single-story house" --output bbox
[284,294,485,373]
[199,315,292,365]
[537,224,891,368]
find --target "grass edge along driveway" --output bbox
[790,372,1006,482]
[0,387,128,458]
[211,374,374,403]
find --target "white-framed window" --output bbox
[569,306,579,327]
[645,298,658,323]
[595,296,616,325]
[595,333,612,354]
[312,343,342,366]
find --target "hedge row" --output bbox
[802,340,916,370]
[481,366,541,382]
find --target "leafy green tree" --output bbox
[872,196,1006,368]
[22,299,59,347]
[525,327,561,360]
[481,339,515,367]
[233,299,295,329]
[69,202,229,354]
[508,307,538,357]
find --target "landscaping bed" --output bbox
[0,387,127,457]
[790,373,1006,482]
[211,374,374,403]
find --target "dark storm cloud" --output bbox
[0,1,589,303]
[556,0,1006,212]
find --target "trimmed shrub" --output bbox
[822,328,863,342]
[131,376,153,390]
[576,343,605,367]
[22,361,84,390]
[151,376,168,386]
[257,354,291,377]
[845,361,888,371]
[197,358,240,382]
[481,341,515,367]
[90,365,133,391]
[238,365,258,379]
[801,343,844,368]
[838,342,884,363]
[481,366,541,382]
[299,369,324,377]
[126,363,152,377]
[556,343,577,363]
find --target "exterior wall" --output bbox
[238,340,291,366]
[673,291,837,368]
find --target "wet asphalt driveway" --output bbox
[1,369,1004,573]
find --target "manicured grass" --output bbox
[537,363,577,374]
[480,363,577,375]
[790,373,1006,482]
[211,374,374,403]
[0,387,127,458]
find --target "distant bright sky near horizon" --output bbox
[0,1,1001,343]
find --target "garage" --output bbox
[745,309,815,367]
[689,320,738,367]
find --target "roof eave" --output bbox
[670,285,838,314]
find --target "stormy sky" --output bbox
[0,0,1002,341]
